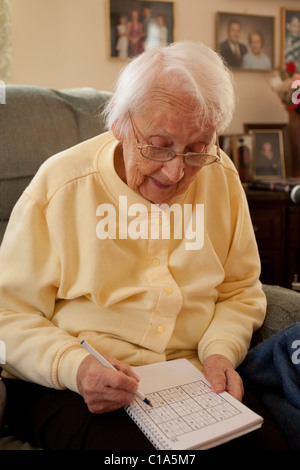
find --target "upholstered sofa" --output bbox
[0,85,299,450]
[0,85,111,449]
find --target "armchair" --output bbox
[0,85,299,450]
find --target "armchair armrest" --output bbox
[251,284,300,347]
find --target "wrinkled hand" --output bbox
[76,354,140,413]
[203,354,244,402]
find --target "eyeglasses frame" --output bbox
[128,113,221,167]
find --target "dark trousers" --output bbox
[2,378,290,451]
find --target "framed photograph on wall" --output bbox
[216,12,274,71]
[281,8,300,72]
[107,0,175,59]
[250,129,285,180]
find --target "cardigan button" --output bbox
[164,287,173,294]
[157,325,166,333]
[152,258,160,266]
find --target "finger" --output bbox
[205,367,244,401]
[101,385,136,405]
[203,362,227,394]
[79,362,138,400]
[77,356,139,413]
[82,372,138,413]
[101,354,140,382]
[111,360,140,382]
[93,387,136,412]
[208,370,227,395]
[87,391,135,413]
[225,368,244,402]
[103,368,139,394]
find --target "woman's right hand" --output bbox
[76,354,140,413]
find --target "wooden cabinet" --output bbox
[245,189,300,288]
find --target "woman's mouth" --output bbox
[150,177,173,189]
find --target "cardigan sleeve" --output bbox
[0,192,88,392]
[198,186,267,368]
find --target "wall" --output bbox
[10,0,300,133]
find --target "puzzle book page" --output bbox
[126,359,263,450]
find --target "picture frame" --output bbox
[107,0,175,59]
[281,7,300,72]
[244,123,291,176]
[216,12,274,71]
[233,134,253,183]
[219,135,234,161]
[219,134,253,182]
[250,129,285,180]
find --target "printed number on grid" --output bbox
[138,380,241,441]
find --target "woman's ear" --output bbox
[111,122,122,141]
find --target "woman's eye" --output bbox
[188,143,206,153]
[150,136,172,148]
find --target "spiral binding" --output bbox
[125,403,172,450]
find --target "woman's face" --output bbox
[249,34,262,55]
[131,10,139,21]
[288,17,300,38]
[113,90,216,205]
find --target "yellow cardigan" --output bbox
[0,132,266,393]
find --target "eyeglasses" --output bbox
[129,114,221,167]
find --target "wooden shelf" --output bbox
[245,189,300,288]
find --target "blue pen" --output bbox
[81,340,152,407]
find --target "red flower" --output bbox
[286,61,297,76]
[287,103,300,112]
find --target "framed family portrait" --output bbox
[216,12,274,71]
[250,129,285,180]
[281,8,300,72]
[107,0,175,59]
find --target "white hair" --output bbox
[103,41,235,136]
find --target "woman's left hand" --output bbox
[203,354,244,402]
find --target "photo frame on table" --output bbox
[219,135,234,161]
[219,134,253,183]
[249,129,285,180]
[107,0,174,59]
[244,123,291,176]
[281,7,300,72]
[233,134,253,183]
[216,12,274,71]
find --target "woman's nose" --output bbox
[161,155,185,182]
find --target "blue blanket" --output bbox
[238,322,300,450]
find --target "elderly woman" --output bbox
[0,41,266,449]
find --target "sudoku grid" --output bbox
[137,380,241,440]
